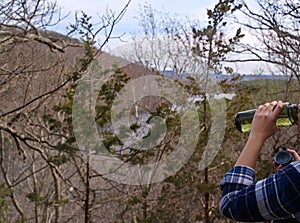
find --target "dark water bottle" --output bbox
[235,102,299,133]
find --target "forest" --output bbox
[0,0,300,222]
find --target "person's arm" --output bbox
[220,162,300,222]
[235,101,283,169]
[220,101,300,222]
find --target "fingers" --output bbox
[272,159,283,172]
[272,100,283,115]
[251,101,284,140]
[287,149,300,161]
[256,101,282,114]
[257,105,264,111]
[276,164,283,172]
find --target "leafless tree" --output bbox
[229,0,300,84]
[0,0,131,222]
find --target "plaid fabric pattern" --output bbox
[220,162,300,222]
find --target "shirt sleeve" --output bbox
[219,162,300,222]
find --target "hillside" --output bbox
[1,29,299,223]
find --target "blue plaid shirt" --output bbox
[220,161,300,222]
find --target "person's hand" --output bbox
[287,148,300,161]
[272,159,283,172]
[249,101,283,141]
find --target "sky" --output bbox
[55,0,216,44]
[53,0,267,74]
[57,0,214,19]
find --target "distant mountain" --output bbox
[160,70,288,81]
[216,73,288,81]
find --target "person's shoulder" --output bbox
[290,160,300,172]
[273,161,300,182]
[276,161,300,181]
